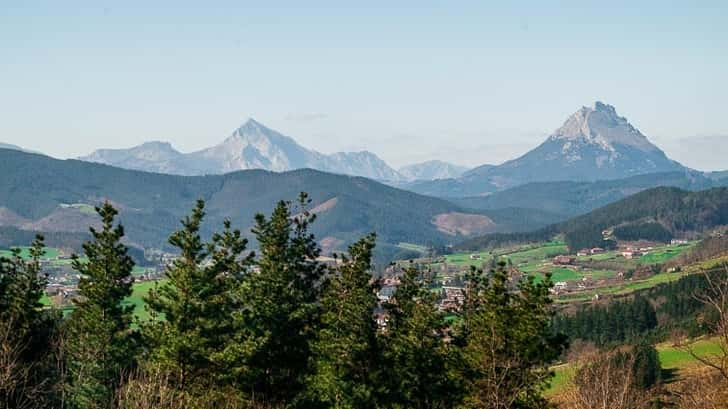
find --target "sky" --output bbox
[1,1,727,170]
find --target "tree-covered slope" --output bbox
[456,187,728,251]
[453,171,718,219]
[0,149,547,255]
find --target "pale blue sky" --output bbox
[1,1,727,169]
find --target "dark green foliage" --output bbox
[553,268,726,346]
[305,234,381,408]
[456,263,568,408]
[381,265,461,409]
[0,236,47,336]
[453,171,719,217]
[553,295,657,346]
[630,341,661,390]
[457,186,728,251]
[142,200,253,390]
[0,226,90,254]
[454,228,557,252]
[63,203,138,408]
[0,235,61,407]
[613,222,673,242]
[230,193,327,403]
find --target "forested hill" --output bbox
[453,171,719,219]
[456,187,728,251]
[0,149,553,258]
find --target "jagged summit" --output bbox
[80,118,404,180]
[550,101,658,152]
[446,102,687,195]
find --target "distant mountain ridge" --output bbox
[408,102,687,197]
[0,149,560,262]
[398,160,470,181]
[80,119,404,181]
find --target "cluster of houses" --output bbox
[576,247,605,257]
[620,246,654,259]
[439,286,466,312]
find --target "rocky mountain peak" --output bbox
[550,101,657,152]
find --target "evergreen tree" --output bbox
[0,235,49,340]
[457,263,567,409]
[630,341,661,390]
[0,235,61,407]
[63,203,138,408]
[230,193,326,403]
[142,199,253,390]
[381,264,461,409]
[305,234,381,408]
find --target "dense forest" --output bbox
[456,187,728,252]
[454,171,721,218]
[612,221,673,243]
[0,196,567,409]
[552,267,726,346]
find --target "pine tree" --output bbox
[63,203,138,409]
[0,235,49,340]
[142,199,253,390]
[0,235,61,407]
[305,234,381,408]
[230,193,326,403]
[457,262,567,409]
[381,264,462,409]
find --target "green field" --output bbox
[638,243,695,264]
[41,280,161,321]
[443,241,568,270]
[658,338,723,370]
[547,337,723,397]
[545,267,580,282]
[123,280,161,322]
[397,242,428,254]
[0,246,60,260]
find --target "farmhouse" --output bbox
[590,247,605,254]
[577,249,590,257]
[621,250,643,259]
[553,255,575,265]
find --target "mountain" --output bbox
[0,149,556,261]
[0,142,41,155]
[456,186,728,252]
[453,171,722,219]
[80,119,404,181]
[406,102,686,197]
[398,160,470,181]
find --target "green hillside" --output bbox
[454,171,720,218]
[0,149,550,258]
[456,187,728,252]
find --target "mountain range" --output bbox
[0,149,563,262]
[11,102,713,197]
[79,119,466,182]
[406,102,687,197]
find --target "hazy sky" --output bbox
[1,1,727,170]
